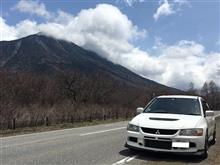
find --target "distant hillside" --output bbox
[0,33,181,93]
[0,34,185,129]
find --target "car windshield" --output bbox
[144,98,201,115]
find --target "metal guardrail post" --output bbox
[45,117,49,126]
[12,118,16,130]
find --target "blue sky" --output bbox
[0,0,220,89]
[2,0,219,52]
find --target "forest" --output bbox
[0,70,219,130]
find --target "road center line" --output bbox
[0,121,128,140]
[1,127,126,148]
[80,127,126,136]
[0,134,77,149]
[112,155,137,165]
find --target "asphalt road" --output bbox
[1,113,220,165]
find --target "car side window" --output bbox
[202,100,210,115]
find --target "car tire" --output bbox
[210,125,216,145]
[200,132,208,159]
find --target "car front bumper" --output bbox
[126,130,206,155]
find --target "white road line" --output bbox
[0,126,126,148]
[0,122,127,140]
[0,127,126,148]
[112,157,128,165]
[0,127,82,140]
[0,134,76,149]
[112,155,137,165]
[80,127,126,136]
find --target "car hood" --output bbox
[131,113,203,129]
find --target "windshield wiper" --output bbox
[152,111,169,113]
[184,113,200,116]
[147,110,169,113]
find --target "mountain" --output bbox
[0,34,181,92]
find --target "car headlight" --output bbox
[179,128,203,136]
[127,124,139,132]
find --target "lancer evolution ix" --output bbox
[125,95,216,159]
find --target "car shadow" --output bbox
[119,149,204,163]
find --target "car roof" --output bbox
[157,95,199,99]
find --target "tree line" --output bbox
[2,69,218,130]
[188,81,220,110]
[0,69,174,129]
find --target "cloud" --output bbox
[1,3,219,89]
[12,0,51,19]
[157,41,210,89]
[153,0,175,21]
[54,10,75,24]
[153,0,189,21]
[174,0,190,6]
[0,17,17,41]
[122,0,145,6]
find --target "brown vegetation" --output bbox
[0,70,175,130]
[1,69,219,130]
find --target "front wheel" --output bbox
[210,125,216,145]
[200,132,209,159]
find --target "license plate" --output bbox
[172,142,189,148]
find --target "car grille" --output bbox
[144,139,172,149]
[141,127,178,135]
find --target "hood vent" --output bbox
[149,117,179,121]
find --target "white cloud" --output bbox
[153,0,175,21]
[15,20,39,38]
[0,17,39,40]
[122,0,145,6]
[157,41,208,89]
[54,10,75,24]
[153,0,189,21]
[12,0,51,19]
[1,3,219,89]
[0,17,17,41]
[174,0,190,6]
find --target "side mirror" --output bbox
[136,107,144,114]
[205,110,214,117]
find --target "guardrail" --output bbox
[0,111,135,130]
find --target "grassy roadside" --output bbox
[2,116,219,138]
[0,118,129,138]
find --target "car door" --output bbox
[202,100,214,138]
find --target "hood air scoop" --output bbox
[149,117,179,121]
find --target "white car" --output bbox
[125,95,216,159]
